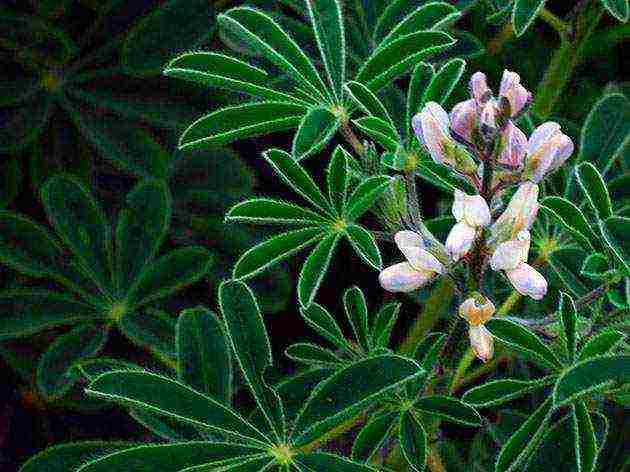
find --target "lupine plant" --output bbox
[10,0,629,471]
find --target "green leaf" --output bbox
[576,162,613,220]
[344,81,392,125]
[118,308,176,361]
[218,7,330,102]
[129,408,199,442]
[345,224,383,270]
[115,180,171,295]
[343,286,371,351]
[414,396,481,427]
[0,290,100,339]
[559,292,578,363]
[126,247,213,308]
[580,253,613,280]
[233,227,324,280]
[578,329,624,361]
[300,302,350,351]
[495,396,553,472]
[512,0,547,37]
[598,216,630,275]
[272,368,333,424]
[37,324,108,399]
[0,212,63,277]
[41,175,113,293]
[19,441,131,472]
[122,0,214,77]
[344,176,392,221]
[600,0,630,22]
[553,355,630,406]
[164,52,301,102]
[292,107,340,161]
[540,197,598,251]
[76,442,264,472]
[306,0,345,99]
[327,146,350,215]
[293,354,424,446]
[226,199,327,226]
[86,371,270,445]
[351,411,398,462]
[406,62,434,138]
[399,410,427,472]
[486,319,563,370]
[421,58,466,106]
[380,3,461,45]
[176,307,232,404]
[298,233,340,305]
[356,31,455,93]
[219,280,285,441]
[462,376,557,408]
[264,148,334,215]
[179,102,307,150]
[579,93,630,172]
[296,452,378,471]
[353,117,400,151]
[573,401,598,472]
[413,332,447,373]
[416,158,477,194]
[371,303,401,348]
[286,342,342,366]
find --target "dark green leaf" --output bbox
[292,107,340,161]
[264,148,334,214]
[298,233,340,305]
[353,117,399,151]
[126,247,213,308]
[495,396,553,472]
[371,303,401,348]
[580,253,612,280]
[351,411,398,462]
[486,319,563,370]
[553,355,630,406]
[273,368,333,424]
[41,175,113,293]
[578,329,624,361]
[19,441,131,472]
[356,32,456,93]
[573,401,598,472]
[227,199,327,226]
[176,307,232,403]
[540,197,598,251]
[406,62,434,139]
[300,302,350,351]
[414,396,481,427]
[297,452,378,471]
[343,286,371,351]
[115,180,171,295]
[380,3,461,45]
[344,81,392,125]
[344,176,392,221]
[179,102,306,150]
[218,7,330,102]
[598,216,630,275]
[306,0,345,98]
[421,58,466,106]
[327,146,350,215]
[462,376,556,408]
[37,324,108,399]
[286,342,342,366]
[345,224,382,270]
[576,162,613,219]
[86,371,270,445]
[219,280,285,441]
[233,227,324,280]
[513,0,547,37]
[293,355,424,446]
[399,410,427,472]
[599,0,630,23]
[118,308,176,362]
[559,292,578,363]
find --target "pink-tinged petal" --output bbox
[445,221,477,262]
[499,70,531,117]
[415,102,451,164]
[548,133,574,173]
[424,102,450,129]
[403,247,445,274]
[527,122,561,156]
[452,189,467,222]
[452,190,490,227]
[498,121,527,168]
[506,262,548,300]
[412,113,425,146]
[479,99,498,131]
[459,297,495,326]
[469,325,494,362]
[394,230,425,251]
[379,262,433,293]
[491,182,539,240]
[470,71,491,105]
[490,230,530,271]
[450,99,477,142]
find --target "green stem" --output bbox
[538,8,571,38]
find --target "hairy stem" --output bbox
[538,8,571,38]
[340,120,366,156]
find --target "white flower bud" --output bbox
[506,262,548,300]
[394,231,445,274]
[490,230,531,271]
[499,70,531,117]
[491,182,539,241]
[469,325,494,363]
[379,262,434,293]
[523,122,574,182]
[452,190,491,228]
[445,221,477,262]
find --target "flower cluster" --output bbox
[381,70,574,362]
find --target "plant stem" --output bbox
[538,8,571,38]
[340,120,365,156]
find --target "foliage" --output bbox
[2,0,628,471]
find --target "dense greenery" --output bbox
[1,0,628,471]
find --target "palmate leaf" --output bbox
[414,396,481,427]
[178,102,307,150]
[119,307,176,362]
[399,410,427,472]
[292,107,341,161]
[176,307,232,404]
[344,175,393,220]
[599,0,630,22]
[406,62,434,139]
[298,232,341,306]
[559,292,578,363]
[300,302,351,351]
[292,355,425,446]
[371,302,401,348]
[345,224,382,270]
[218,7,331,103]
[86,370,271,446]
[540,197,598,251]
[219,281,285,440]
[573,401,598,472]
[351,411,398,462]
[19,441,132,472]
[226,199,327,226]
[577,329,624,361]
[296,452,378,471]
[379,2,461,46]
[327,146,350,214]
[353,117,400,151]
[598,216,630,276]
[462,375,557,408]
[421,58,466,106]
[345,81,393,125]
[512,0,547,37]
[576,162,613,220]
[286,342,343,366]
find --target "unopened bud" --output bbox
[506,262,548,300]
[498,121,527,169]
[490,182,539,242]
[469,325,494,363]
[445,221,477,262]
[450,98,478,143]
[412,102,451,165]
[452,190,491,228]
[459,296,496,326]
[499,70,531,118]
[490,230,530,271]
[523,122,574,182]
[470,72,492,106]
